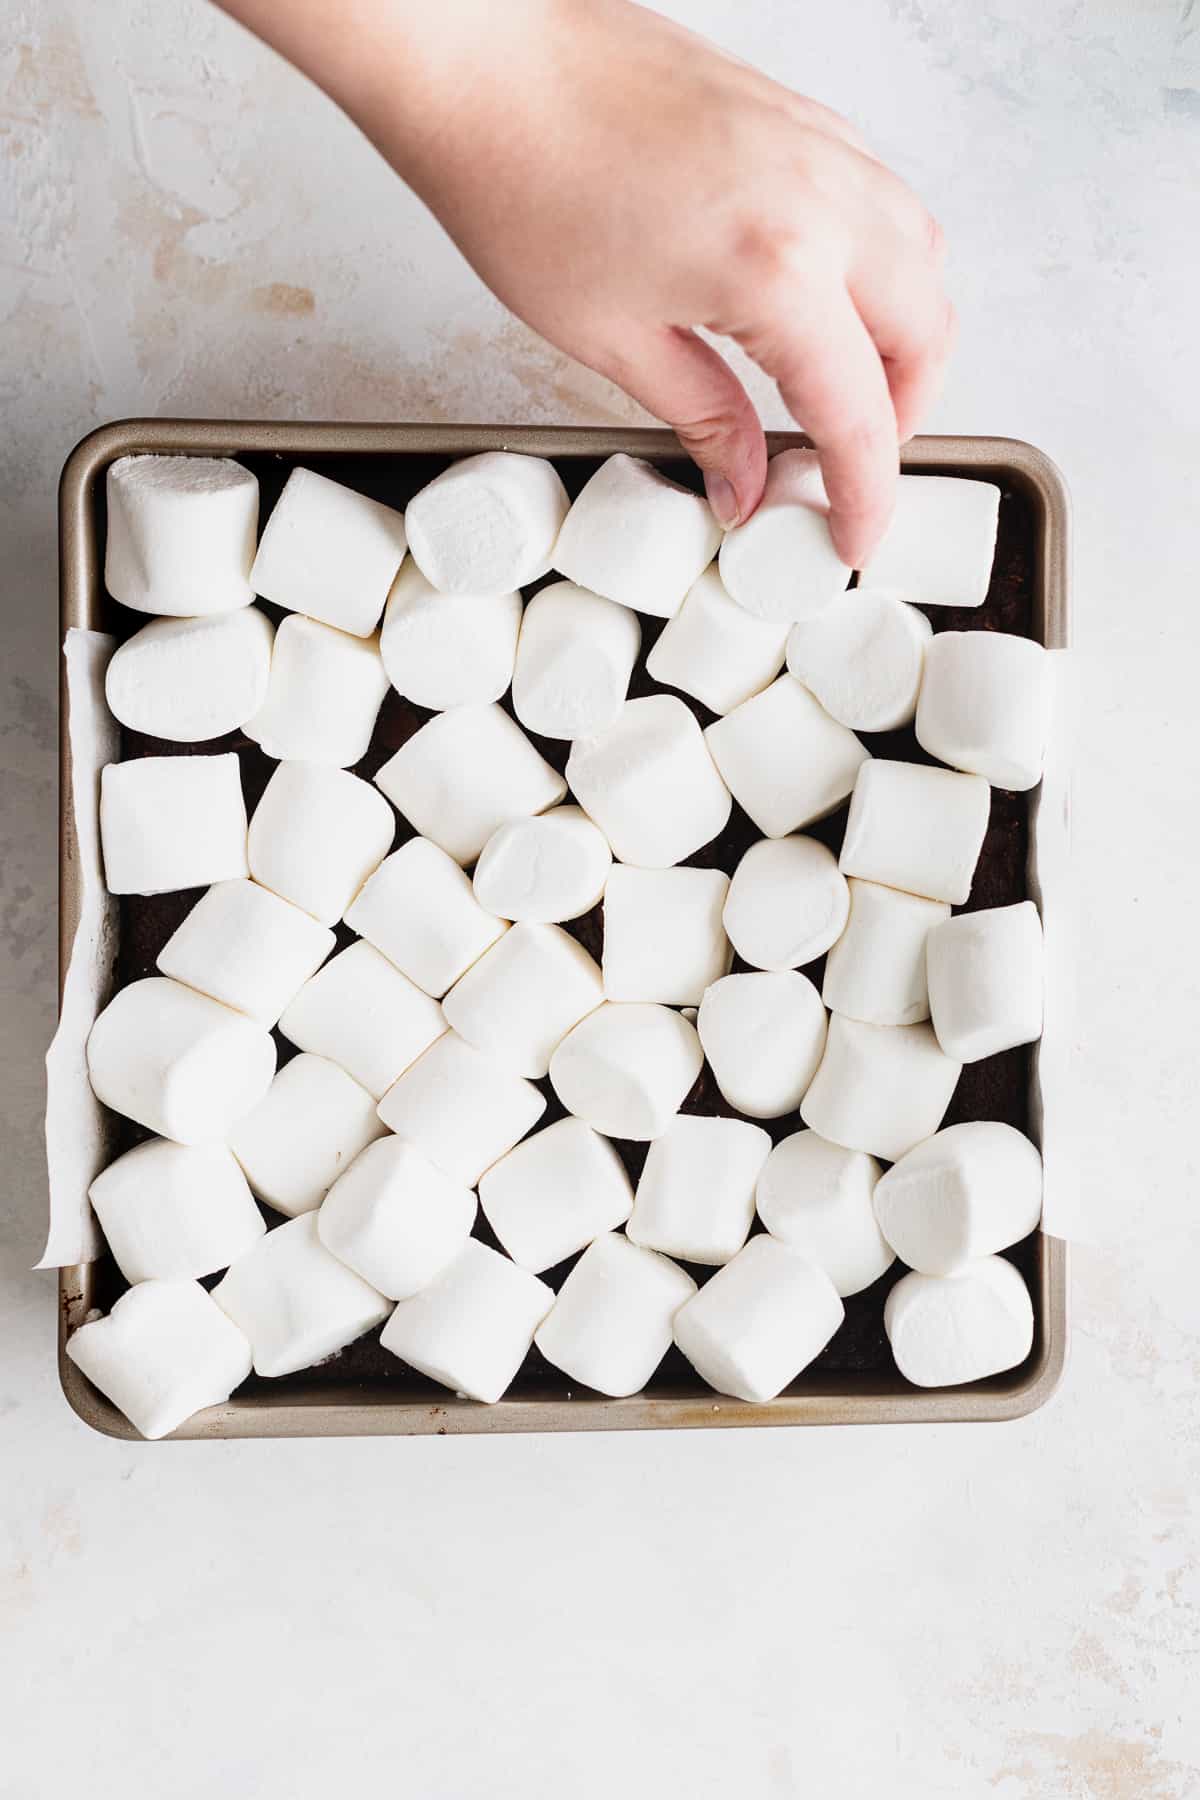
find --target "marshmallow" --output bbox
[377,1030,546,1186]
[247,761,394,926]
[345,837,507,997]
[278,941,445,1099]
[375,704,566,866]
[916,630,1051,791]
[873,1122,1043,1275]
[722,836,849,972]
[212,1212,390,1378]
[821,878,950,1026]
[441,922,603,1079]
[926,902,1044,1062]
[704,677,869,838]
[566,695,732,868]
[673,1235,844,1402]
[250,466,408,637]
[472,807,611,923]
[228,1052,388,1218]
[478,1117,634,1272]
[404,451,569,594]
[380,1238,554,1404]
[512,580,641,739]
[786,588,932,732]
[696,971,827,1120]
[100,753,248,895]
[104,608,274,743]
[88,1138,265,1285]
[602,865,731,1004]
[861,475,1000,608]
[884,1256,1035,1387]
[628,1114,771,1265]
[535,1233,698,1397]
[549,1002,703,1141]
[87,976,276,1144]
[839,759,990,905]
[645,563,789,715]
[105,455,258,616]
[318,1136,477,1300]
[379,560,522,709]
[66,1279,252,1439]
[243,615,388,767]
[156,878,335,1026]
[800,1014,961,1162]
[718,449,850,622]
[554,452,723,620]
[755,1131,893,1297]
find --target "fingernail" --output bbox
[704,472,739,528]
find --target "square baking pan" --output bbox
[56,420,1069,1438]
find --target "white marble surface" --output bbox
[3,1,1199,1794]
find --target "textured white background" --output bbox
[3,2,1199,1795]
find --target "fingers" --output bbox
[849,248,955,441]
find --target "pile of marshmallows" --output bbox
[70,446,1052,1438]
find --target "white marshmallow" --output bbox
[278,941,445,1099]
[926,902,1044,1062]
[228,1052,388,1217]
[472,807,611,923]
[405,451,568,595]
[87,976,276,1145]
[345,837,507,997]
[916,630,1051,791]
[696,971,827,1120]
[874,1122,1043,1275]
[535,1233,698,1397]
[377,1030,546,1187]
[247,761,395,926]
[100,753,248,895]
[380,560,522,709]
[375,703,566,866]
[755,1131,893,1297]
[673,1235,844,1402]
[861,475,1000,608]
[628,1114,772,1265]
[704,677,869,838]
[380,1238,554,1404]
[88,1138,265,1285]
[479,1117,634,1272]
[212,1212,390,1378]
[884,1255,1035,1387]
[723,836,849,972]
[104,608,274,743]
[250,466,408,637]
[442,922,603,1079]
[549,1002,703,1141]
[718,449,850,622]
[602,865,731,1004]
[821,878,950,1026]
[105,455,258,617]
[566,695,731,868]
[243,615,388,767]
[800,1014,961,1162]
[318,1136,476,1300]
[157,878,335,1026]
[645,563,789,716]
[512,580,641,739]
[66,1279,252,1439]
[839,759,990,905]
[553,454,722,618]
[786,587,932,732]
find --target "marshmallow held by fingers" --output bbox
[786,587,931,732]
[926,901,1044,1061]
[861,474,1001,608]
[104,608,274,743]
[512,580,641,739]
[66,1280,252,1440]
[718,449,850,623]
[442,923,603,1079]
[566,695,731,868]
[755,1131,893,1297]
[722,835,849,971]
[553,453,722,617]
[873,1121,1043,1275]
[227,1052,388,1218]
[88,1139,265,1286]
[279,942,445,1099]
[472,808,611,924]
[380,561,522,710]
[380,1239,554,1404]
[839,759,990,905]
[535,1234,697,1397]
[602,866,731,1005]
[244,615,389,767]
[104,455,258,616]
[345,837,507,998]
[697,971,827,1119]
[628,1114,771,1266]
[673,1235,844,1402]
[821,878,950,1026]
[704,677,869,838]
[251,466,408,637]
[156,879,335,1027]
[800,1014,960,1162]
[405,451,569,594]
[549,1002,703,1141]
[248,762,394,927]
[916,630,1052,791]
[377,1031,546,1187]
[645,564,789,716]
[884,1256,1035,1387]
[318,1136,476,1300]
[212,1213,390,1379]
[100,754,248,896]
[479,1117,634,1272]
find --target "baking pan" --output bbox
[56,421,1069,1437]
